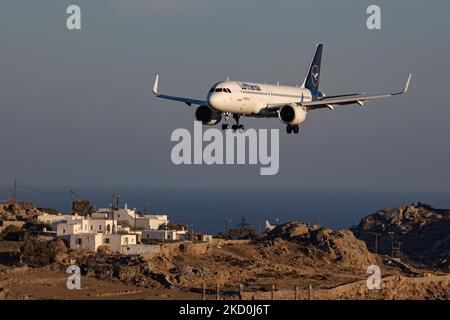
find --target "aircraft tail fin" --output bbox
[301,43,323,92]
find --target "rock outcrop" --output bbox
[351,202,450,269]
[268,221,376,270]
[0,201,47,221]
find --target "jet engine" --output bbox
[195,105,222,125]
[278,104,307,125]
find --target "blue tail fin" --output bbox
[302,44,323,93]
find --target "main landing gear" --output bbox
[286,124,299,134]
[222,114,244,131]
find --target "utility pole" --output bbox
[374,233,379,255]
[12,179,17,203]
[70,190,75,214]
[111,194,119,234]
[134,207,137,234]
[143,201,150,213]
[225,219,232,236]
[391,241,402,260]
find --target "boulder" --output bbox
[267,221,310,240]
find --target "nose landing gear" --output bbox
[232,114,244,131]
[286,124,299,134]
[222,113,244,131]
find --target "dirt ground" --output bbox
[1,239,448,300]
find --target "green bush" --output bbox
[20,237,57,267]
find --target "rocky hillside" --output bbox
[351,202,450,269]
[267,221,375,270]
[0,201,47,221]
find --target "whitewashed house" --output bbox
[56,217,117,236]
[142,229,190,241]
[93,204,169,230]
[70,233,137,253]
[38,213,80,231]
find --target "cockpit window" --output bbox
[211,88,231,93]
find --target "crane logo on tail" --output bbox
[311,65,319,86]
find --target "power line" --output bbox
[16,180,72,197]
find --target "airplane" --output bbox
[152,44,411,134]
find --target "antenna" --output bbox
[226,76,229,82]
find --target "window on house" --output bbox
[105,238,110,244]
[63,229,66,234]
[99,225,102,230]
[90,225,93,231]
[76,238,82,245]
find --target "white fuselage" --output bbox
[207,81,313,117]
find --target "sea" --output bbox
[1,185,448,235]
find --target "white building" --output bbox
[38,213,80,231]
[70,233,137,253]
[56,217,117,236]
[93,204,169,230]
[142,229,190,241]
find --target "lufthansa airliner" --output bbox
[153,44,411,134]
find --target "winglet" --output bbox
[393,73,411,95]
[153,74,159,96]
[403,73,412,94]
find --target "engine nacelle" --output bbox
[278,104,307,125]
[195,105,222,125]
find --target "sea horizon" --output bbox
[1,184,448,235]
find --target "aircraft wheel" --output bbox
[222,124,229,130]
[293,125,299,134]
[286,125,292,134]
[232,124,238,132]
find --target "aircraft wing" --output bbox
[152,75,207,106]
[304,74,411,110]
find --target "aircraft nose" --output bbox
[208,93,220,109]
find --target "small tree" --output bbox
[72,200,93,216]
[227,218,258,240]
[20,237,57,267]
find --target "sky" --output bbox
[0,0,449,194]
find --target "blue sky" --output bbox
[0,0,449,193]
